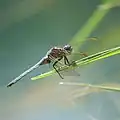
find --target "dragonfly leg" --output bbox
[64,56,80,76]
[53,57,64,79]
[64,56,70,66]
[64,56,77,67]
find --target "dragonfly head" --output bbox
[63,44,73,54]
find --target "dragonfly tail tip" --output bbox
[6,82,14,88]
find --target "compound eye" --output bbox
[64,45,71,50]
[64,45,73,53]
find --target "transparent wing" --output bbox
[71,52,88,58]
[60,68,80,77]
[49,54,80,77]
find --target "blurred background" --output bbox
[1,0,120,120]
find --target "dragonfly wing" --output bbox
[7,57,48,87]
[71,52,88,57]
[60,68,80,77]
[49,54,80,77]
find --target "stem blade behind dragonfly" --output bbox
[59,82,120,92]
[7,58,46,87]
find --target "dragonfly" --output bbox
[7,44,87,87]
